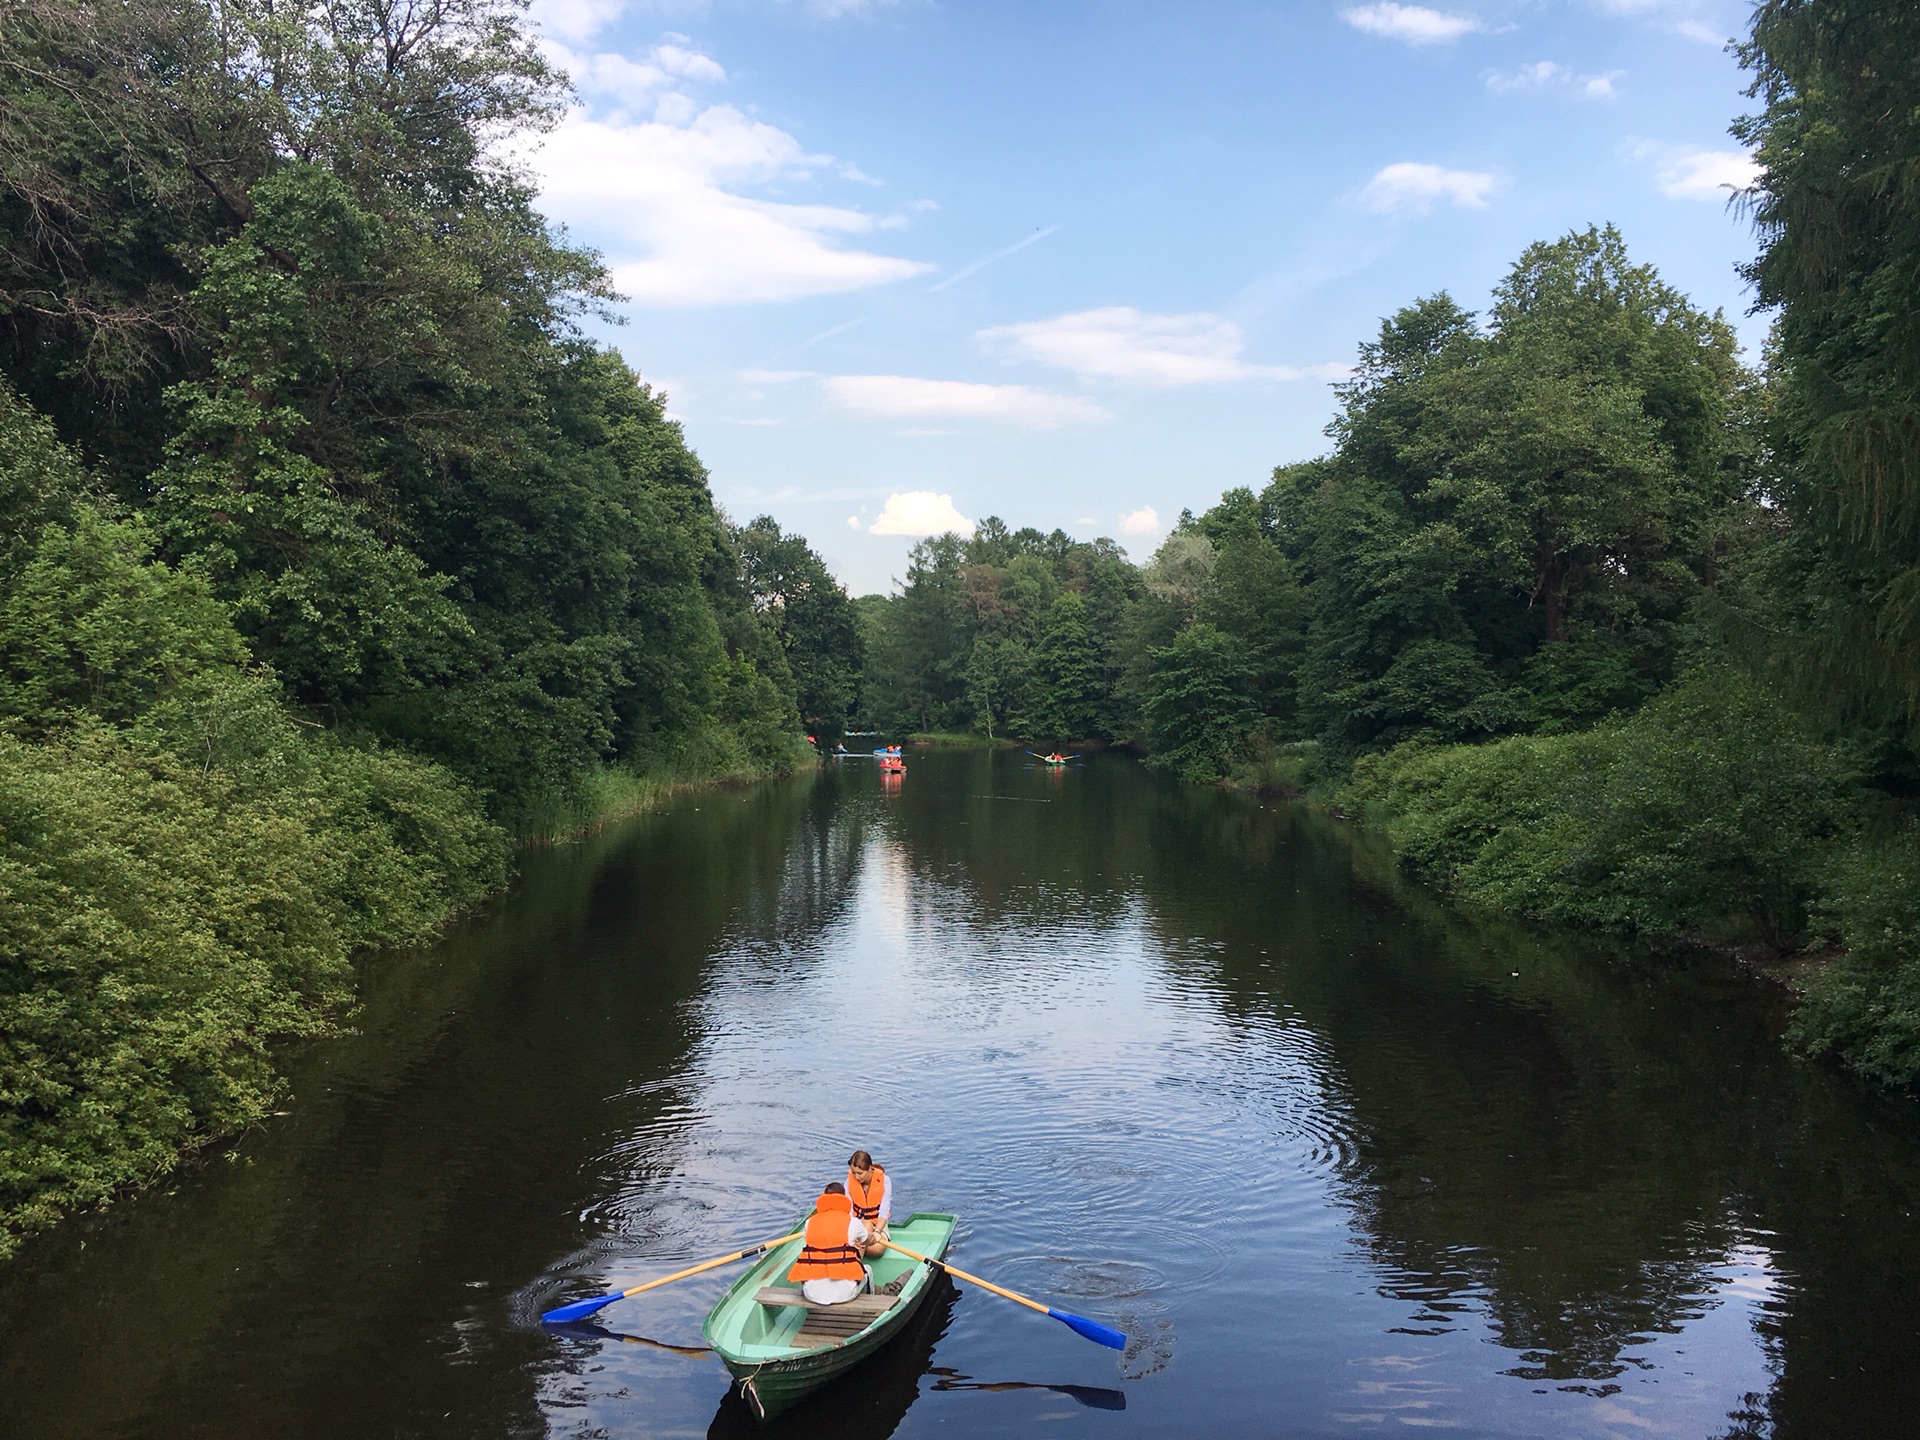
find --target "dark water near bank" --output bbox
[4,751,1919,1439]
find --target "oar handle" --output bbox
[619,1231,801,1299]
[881,1241,1049,1316]
[545,1230,804,1321]
[881,1240,1127,1349]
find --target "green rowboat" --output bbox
[702,1211,957,1422]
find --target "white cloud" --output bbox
[1359,161,1498,214]
[869,491,976,537]
[1075,516,1097,526]
[823,375,1110,428]
[1117,506,1162,536]
[1341,3,1480,45]
[529,0,630,47]
[847,515,864,529]
[518,31,932,307]
[1677,19,1726,45]
[528,104,932,306]
[1486,61,1622,98]
[979,307,1346,388]
[1633,142,1760,199]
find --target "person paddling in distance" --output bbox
[788,1182,871,1304]
[846,1150,891,1257]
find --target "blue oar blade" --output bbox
[1048,1309,1127,1350]
[542,1291,624,1324]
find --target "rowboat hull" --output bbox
[702,1212,957,1422]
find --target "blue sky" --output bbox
[522,0,1764,595]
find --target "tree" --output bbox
[1020,592,1102,741]
[1142,623,1258,781]
[735,515,862,741]
[1277,228,1748,764]
[1738,0,1920,744]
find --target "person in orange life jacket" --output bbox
[846,1150,891,1258]
[787,1183,871,1304]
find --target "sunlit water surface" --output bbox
[3,752,1918,1439]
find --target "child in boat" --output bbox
[788,1182,871,1304]
[846,1150,891,1257]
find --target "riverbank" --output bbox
[0,732,814,1264]
[521,739,817,844]
[903,731,1020,748]
[1209,677,1920,1092]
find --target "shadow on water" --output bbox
[927,1368,1127,1410]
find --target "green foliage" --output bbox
[0,0,836,1252]
[859,522,1140,741]
[1350,669,1860,948]
[1738,0,1920,743]
[0,380,91,569]
[0,510,245,732]
[735,515,864,740]
[1021,592,1103,741]
[1790,827,1920,1086]
[0,725,502,1260]
[1141,623,1259,782]
[1256,230,1748,768]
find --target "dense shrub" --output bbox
[1350,668,1861,948]
[0,729,501,1258]
[1790,828,1920,1087]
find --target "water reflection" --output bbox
[0,752,1916,1439]
[928,1367,1127,1410]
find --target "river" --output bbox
[2,750,1917,1439]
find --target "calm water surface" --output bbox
[3,751,1918,1439]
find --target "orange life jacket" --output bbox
[787,1194,865,1282]
[846,1166,887,1224]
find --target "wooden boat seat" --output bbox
[752,1287,901,1346]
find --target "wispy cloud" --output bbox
[979,307,1347,388]
[929,226,1059,292]
[1630,141,1759,199]
[869,491,976,537]
[1676,19,1728,45]
[1359,161,1498,213]
[1341,3,1480,45]
[1117,506,1162,536]
[1486,60,1622,98]
[824,375,1110,428]
[809,0,902,19]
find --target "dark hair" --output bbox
[824,1181,846,1195]
[848,1150,874,1169]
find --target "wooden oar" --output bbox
[882,1240,1125,1349]
[541,1231,801,1324]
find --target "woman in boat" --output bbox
[846,1150,891,1257]
[788,1182,870,1304]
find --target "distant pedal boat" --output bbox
[702,1211,957,1422]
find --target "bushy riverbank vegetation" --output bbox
[857,1,1920,1088]
[0,0,858,1256]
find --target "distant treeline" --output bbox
[858,1,1920,1089]
[0,0,859,1256]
